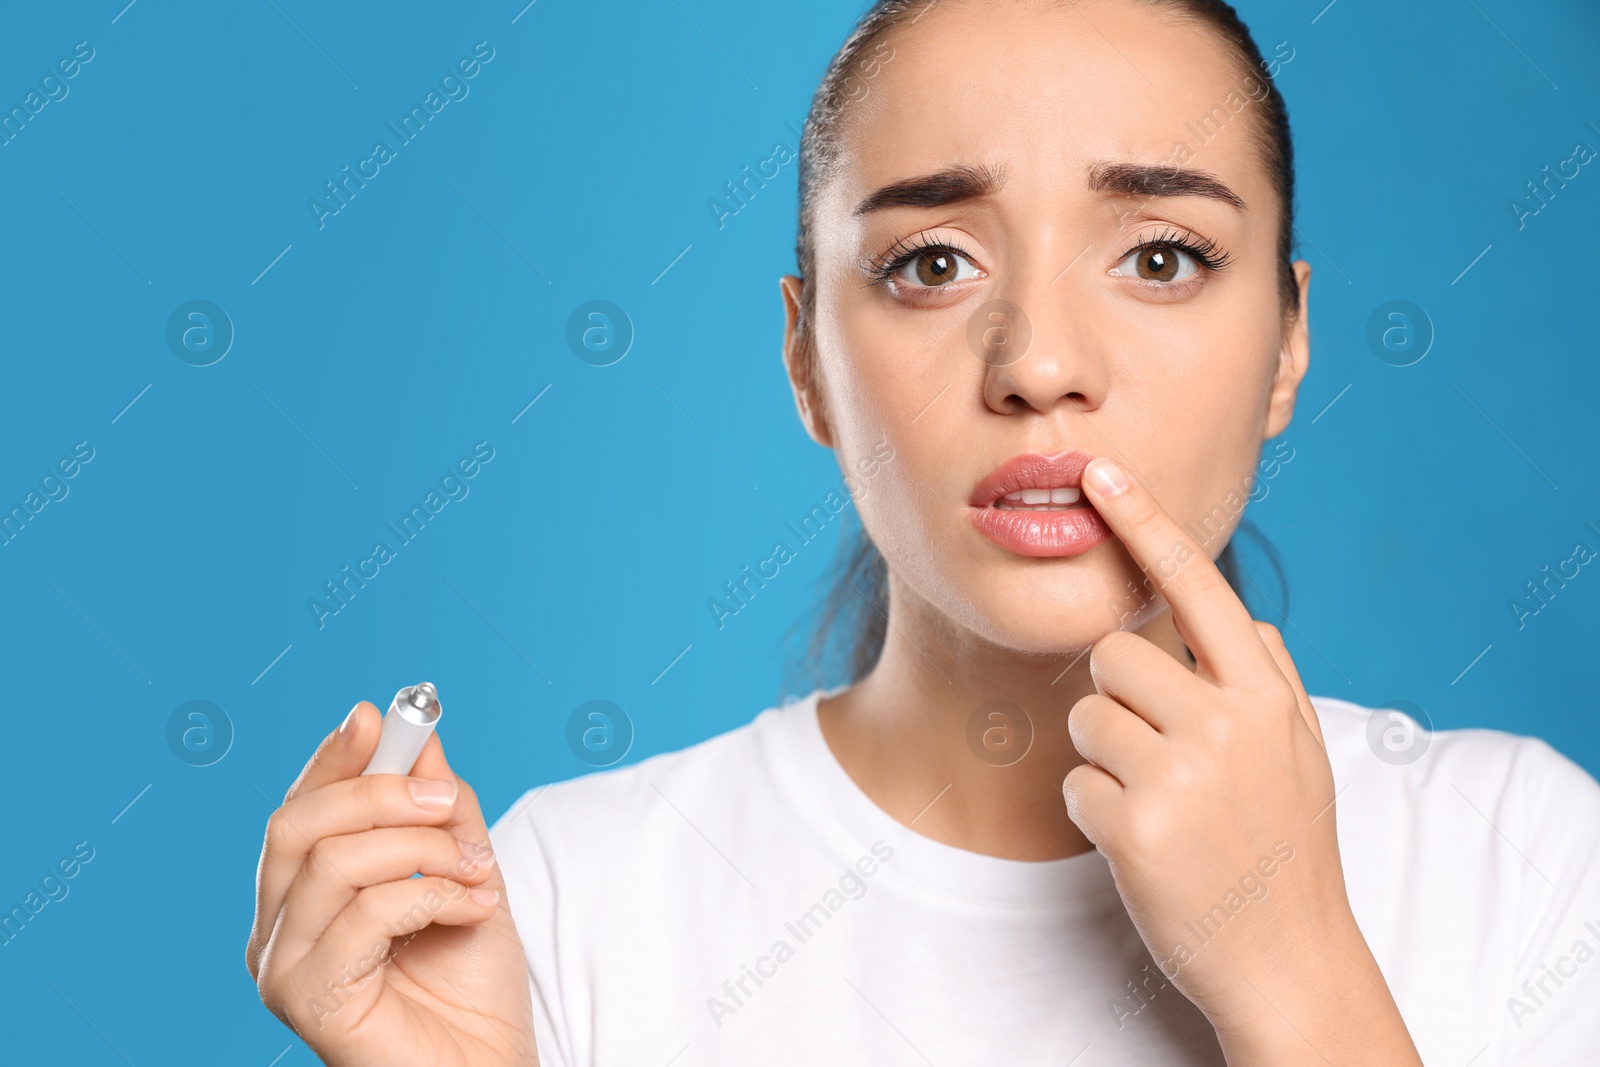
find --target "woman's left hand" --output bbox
[1064,455,1420,1066]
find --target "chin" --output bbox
[952,565,1152,656]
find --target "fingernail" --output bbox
[469,886,499,906]
[460,837,496,869]
[409,777,458,808]
[1085,458,1129,498]
[337,704,360,737]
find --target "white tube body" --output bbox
[361,684,443,776]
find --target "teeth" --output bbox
[997,486,1082,507]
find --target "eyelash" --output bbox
[863,230,976,285]
[1128,225,1234,274]
[863,226,1234,288]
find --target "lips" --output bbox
[966,449,1112,557]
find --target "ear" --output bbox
[780,274,835,448]
[1264,259,1312,440]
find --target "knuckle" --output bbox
[1069,692,1101,719]
[1122,801,1171,856]
[347,884,382,929]
[1174,556,1224,598]
[1164,752,1204,793]
[357,772,411,818]
[1264,675,1300,716]
[1060,765,1089,808]
[264,809,297,853]
[1198,711,1237,749]
[1124,491,1163,532]
[1067,694,1103,743]
[302,839,340,884]
[1254,620,1285,646]
[1091,629,1138,668]
[353,773,386,809]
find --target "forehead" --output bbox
[828,0,1273,213]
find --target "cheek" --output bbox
[816,315,977,591]
[1118,343,1277,548]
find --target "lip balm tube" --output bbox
[361,682,443,776]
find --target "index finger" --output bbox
[1082,455,1273,687]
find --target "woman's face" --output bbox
[783,0,1311,654]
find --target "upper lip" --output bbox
[968,450,1096,507]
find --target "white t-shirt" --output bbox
[488,688,1600,1066]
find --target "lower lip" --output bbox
[967,504,1111,557]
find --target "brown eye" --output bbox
[1112,240,1203,286]
[876,242,982,293]
[1136,244,1180,281]
[914,250,959,286]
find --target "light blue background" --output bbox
[1,0,1596,1062]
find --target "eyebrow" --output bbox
[851,159,1246,216]
[1087,161,1246,210]
[852,163,1007,216]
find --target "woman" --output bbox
[247,1,1600,1063]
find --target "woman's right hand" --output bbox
[246,701,538,1066]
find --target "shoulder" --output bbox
[1308,692,1600,877]
[1309,692,1599,802]
[1308,695,1600,1055]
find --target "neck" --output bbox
[816,571,1193,862]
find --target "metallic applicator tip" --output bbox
[409,681,438,711]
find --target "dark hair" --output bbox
[786,0,1295,690]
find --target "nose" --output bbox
[978,292,1110,416]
